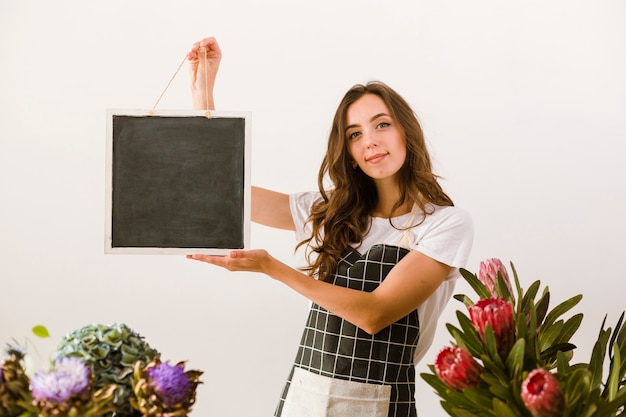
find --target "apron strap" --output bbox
[397,204,418,249]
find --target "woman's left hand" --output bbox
[187,249,273,274]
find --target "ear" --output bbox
[352,160,358,169]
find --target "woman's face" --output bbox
[345,94,407,183]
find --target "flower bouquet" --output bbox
[0,323,202,417]
[422,259,626,417]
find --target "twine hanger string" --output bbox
[150,48,212,118]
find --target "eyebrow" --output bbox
[344,113,391,133]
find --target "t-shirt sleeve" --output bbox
[289,191,322,243]
[410,206,474,274]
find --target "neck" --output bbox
[371,180,412,218]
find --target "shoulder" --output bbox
[422,204,474,234]
[289,191,323,216]
[290,191,323,207]
[289,191,324,239]
[409,204,474,269]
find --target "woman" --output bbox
[186,37,473,417]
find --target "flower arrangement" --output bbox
[0,323,202,417]
[422,258,626,417]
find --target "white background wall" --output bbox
[1,1,625,416]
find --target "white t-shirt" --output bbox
[289,191,474,363]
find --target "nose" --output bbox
[363,130,378,148]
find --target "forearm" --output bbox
[265,250,450,335]
[251,186,295,230]
[189,247,448,335]
[265,257,383,334]
[192,85,216,110]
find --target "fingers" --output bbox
[187,37,222,61]
[187,252,237,271]
[186,250,268,273]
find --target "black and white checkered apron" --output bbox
[275,244,420,417]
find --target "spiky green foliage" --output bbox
[421,261,626,417]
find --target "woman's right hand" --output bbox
[187,37,222,110]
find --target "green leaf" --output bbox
[481,354,510,386]
[600,387,626,416]
[541,294,583,330]
[448,408,481,417]
[608,311,625,364]
[539,319,564,351]
[505,338,526,378]
[461,268,492,300]
[540,343,577,364]
[482,325,504,368]
[455,312,486,356]
[488,382,514,403]
[509,262,523,305]
[495,273,513,301]
[519,280,540,316]
[563,367,592,407]
[555,313,583,345]
[421,372,455,398]
[535,291,550,327]
[492,397,522,417]
[589,325,611,389]
[446,387,485,409]
[464,387,495,409]
[32,325,50,338]
[607,341,621,401]
[523,306,541,365]
[568,403,598,417]
[454,293,476,308]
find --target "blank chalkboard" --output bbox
[105,109,251,254]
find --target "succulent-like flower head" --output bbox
[434,346,483,391]
[53,323,159,417]
[521,369,565,417]
[131,357,203,417]
[469,297,516,356]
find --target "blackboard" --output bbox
[105,110,251,254]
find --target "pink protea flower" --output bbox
[521,369,565,417]
[469,297,516,356]
[479,258,514,300]
[434,346,483,391]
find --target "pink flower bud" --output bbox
[434,346,483,391]
[469,297,516,356]
[479,258,514,300]
[521,369,565,417]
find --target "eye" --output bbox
[347,131,361,140]
[376,121,390,129]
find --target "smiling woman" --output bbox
[185,37,473,417]
[345,95,407,186]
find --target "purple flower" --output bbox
[469,297,516,356]
[148,361,191,406]
[434,346,483,391]
[479,258,514,300]
[30,357,90,403]
[521,369,565,417]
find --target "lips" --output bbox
[365,152,388,163]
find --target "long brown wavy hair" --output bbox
[297,81,454,281]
